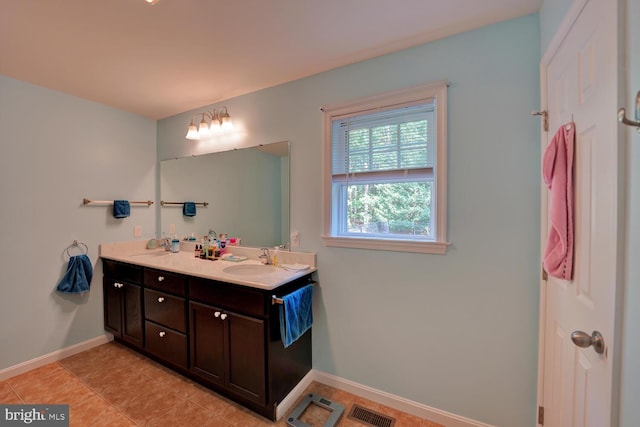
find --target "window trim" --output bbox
[321,80,449,254]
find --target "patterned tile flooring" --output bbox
[0,342,443,426]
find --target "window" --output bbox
[322,80,448,254]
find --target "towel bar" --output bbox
[83,198,153,206]
[161,201,209,207]
[272,280,317,305]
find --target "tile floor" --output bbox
[0,342,443,426]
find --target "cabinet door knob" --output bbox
[157,276,165,282]
[220,313,228,320]
[157,297,165,303]
[214,311,221,318]
[114,282,123,288]
[159,331,166,337]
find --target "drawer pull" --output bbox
[114,282,123,288]
[157,297,165,303]
[220,313,228,320]
[157,276,165,282]
[214,311,221,318]
[159,331,166,337]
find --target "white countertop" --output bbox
[100,240,317,291]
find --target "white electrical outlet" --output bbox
[134,225,142,237]
[169,223,176,234]
[290,231,300,247]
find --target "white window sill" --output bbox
[321,236,450,254]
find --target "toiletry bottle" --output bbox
[272,246,280,267]
[219,234,227,255]
[171,235,180,253]
[194,244,200,258]
[200,237,207,259]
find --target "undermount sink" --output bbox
[222,264,278,276]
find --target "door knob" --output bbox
[571,330,605,354]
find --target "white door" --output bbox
[539,0,622,426]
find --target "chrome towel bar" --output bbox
[272,280,317,305]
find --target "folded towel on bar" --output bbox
[56,254,93,294]
[113,200,130,218]
[183,201,197,217]
[279,284,313,348]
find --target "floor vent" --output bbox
[347,404,396,427]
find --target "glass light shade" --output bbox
[186,123,199,140]
[210,120,222,133]
[220,114,233,130]
[198,118,211,138]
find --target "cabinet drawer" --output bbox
[103,260,142,284]
[190,278,266,317]
[144,289,186,333]
[145,320,187,369]
[144,268,187,296]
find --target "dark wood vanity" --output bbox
[102,258,312,420]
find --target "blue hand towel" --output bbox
[183,201,197,217]
[56,255,93,294]
[279,284,313,348]
[113,200,130,218]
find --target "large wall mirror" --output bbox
[160,141,290,248]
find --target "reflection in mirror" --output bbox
[160,141,289,248]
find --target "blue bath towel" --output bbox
[113,200,130,218]
[183,201,196,217]
[56,255,93,294]
[279,284,313,348]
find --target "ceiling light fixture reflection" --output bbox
[185,107,234,140]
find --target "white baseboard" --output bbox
[0,334,113,381]
[311,370,496,427]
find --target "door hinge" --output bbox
[538,405,544,425]
[542,264,548,281]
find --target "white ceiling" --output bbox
[0,0,540,120]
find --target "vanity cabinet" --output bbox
[102,258,312,421]
[103,260,143,348]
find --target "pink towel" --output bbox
[543,123,575,280]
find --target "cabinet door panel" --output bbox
[104,279,122,335]
[190,302,225,386]
[227,312,266,404]
[122,283,143,346]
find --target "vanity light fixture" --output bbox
[145,0,160,5]
[185,107,233,140]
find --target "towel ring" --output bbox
[65,240,88,258]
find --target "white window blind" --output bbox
[331,102,435,178]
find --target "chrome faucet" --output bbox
[158,237,171,251]
[258,247,271,265]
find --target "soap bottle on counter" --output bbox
[272,246,280,267]
[170,235,180,253]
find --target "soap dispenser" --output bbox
[170,235,180,253]
[272,246,280,267]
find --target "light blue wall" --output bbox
[0,75,157,371]
[621,0,640,425]
[159,15,540,426]
[539,0,573,52]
